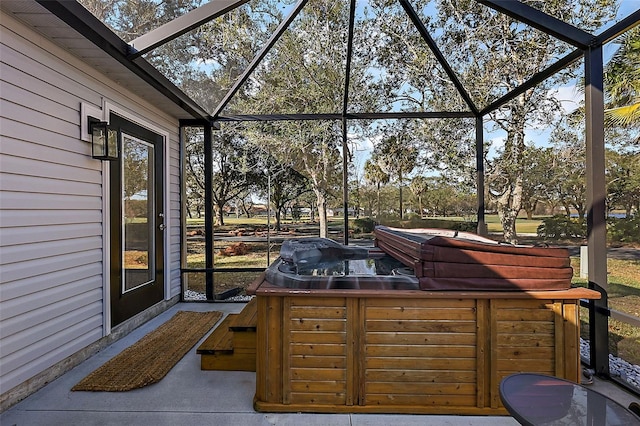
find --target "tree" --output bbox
[184,125,263,226]
[604,26,640,129]
[410,176,429,217]
[363,159,389,218]
[235,0,376,238]
[211,127,264,225]
[372,132,418,219]
[267,166,310,231]
[519,146,557,220]
[606,150,640,216]
[433,0,616,243]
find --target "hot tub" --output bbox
[249,237,600,415]
[264,237,419,290]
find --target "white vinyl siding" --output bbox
[0,11,182,394]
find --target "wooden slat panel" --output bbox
[365,394,476,407]
[289,318,346,332]
[366,382,476,395]
[366,369,476,383]
[366,357,476,370]
[497,347,554,360]
[289,306,347,319]
[290,380,346,393]
[497,359,555,371]
[493,299,554,309]
[495,309,555,321]
[495,321,555,334]
[563,302,580,382]
[366,332,476,345]
[498,334,555,347]
[365,307,477,321]
[365,345,475,358]
[255,297,268,402]
[366,298,475,308]
[289,343,346,356]
[552,301,565,378]
[290,368,346,381]
[285,297,348,406]
[489,300,500,408]
[290,355,346,369]
[266,297,282,403]
[290,331,347,344]
[289,298,347,307]
[289,392,346,405]
[476,299,489,408]
[346,297,358,406]
[282,297,292,404]
[366,320,476,333]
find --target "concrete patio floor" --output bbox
[1,301,637,426]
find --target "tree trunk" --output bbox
[214,204,225,226]
[275,208,282,231]
[315,190,328,238]
[496,172,523,244]
[399,170,403,219]
[376,183,381,220]
[496,175,523,244]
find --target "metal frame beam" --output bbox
[479,49,584,115]
[399,0,479,116]
[203,123,215,300]
[476,0,595,49]
[342,0,357,245]
[129,0,249,58]
[475,116,487,236]
[216,111,475,122]
[594,9,640,45]
[211,0,309,118]
[584,45,609,378]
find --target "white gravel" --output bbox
[184,289,252,302]
[580,338,640,389]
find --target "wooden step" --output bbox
[229,297,257,331]
[197,299,257,371]
[196,314,236,355]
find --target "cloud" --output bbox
[548,84,582,115]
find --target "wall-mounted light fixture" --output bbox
[90,119,118,161]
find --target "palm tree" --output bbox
[364,160,389,219]
[604,27,640,128]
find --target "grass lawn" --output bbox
[572,257,640,365]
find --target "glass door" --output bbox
[109,114,164,327]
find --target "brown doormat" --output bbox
[72,311,223,392]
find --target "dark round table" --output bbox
[499,373,640,425]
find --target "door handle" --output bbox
[159,223,165,231]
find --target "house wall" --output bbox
[0,11,183,402]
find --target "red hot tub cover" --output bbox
[373,226,573,291]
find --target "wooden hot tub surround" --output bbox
[251,280,600,415]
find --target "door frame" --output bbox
[100,102,171,335]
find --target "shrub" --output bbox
[537,215,586,239]
[351,217,376,234]
[607,216,640,244]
